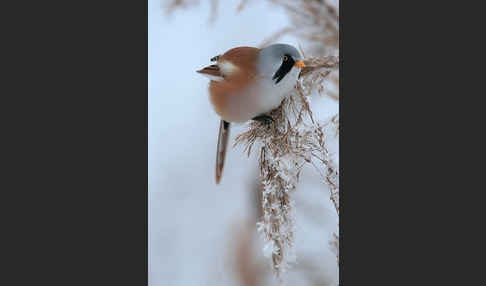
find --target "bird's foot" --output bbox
[252,114,274,125]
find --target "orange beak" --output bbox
[295,60,305,68]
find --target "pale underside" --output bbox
[203,60,300,123]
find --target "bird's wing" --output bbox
[219,47,259,78]
[215,120,230,184]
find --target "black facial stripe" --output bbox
[272,54,294,84]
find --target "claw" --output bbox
[252,115,274,125]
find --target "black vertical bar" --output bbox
[1,1,148,285]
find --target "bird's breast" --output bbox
[253,67,300,115]
[209,68,299,123]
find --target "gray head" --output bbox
[258,44,304,84]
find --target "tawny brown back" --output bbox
[219,47,259,78]
[209,47,260,120]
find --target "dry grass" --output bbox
[234,56,339,278]
[257,0,339,57]
[164,0,197,14]
[164,0,218,23]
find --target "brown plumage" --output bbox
[205,47,260,121]
[219,47,259,76]
[198,47,260,184]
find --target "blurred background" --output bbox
[149,0,339,285]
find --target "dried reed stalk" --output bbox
[256,0,339,56]
[164,0,218,23]
[234,56,338,278]
[164,0,198,14]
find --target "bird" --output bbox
[197,44,305,184]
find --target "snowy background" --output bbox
[149,0,339,285]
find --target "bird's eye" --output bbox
[282,55,289,61]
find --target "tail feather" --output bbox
[215,120,230,184]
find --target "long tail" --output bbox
[215,120,230,184]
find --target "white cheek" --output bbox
[218,61,238,76]
[254,67,301,115]
[278,68,300,92]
